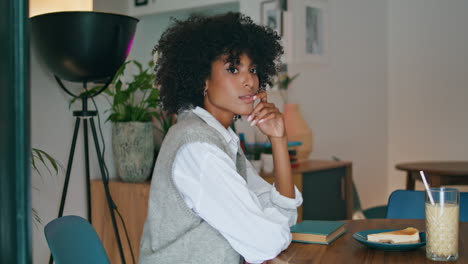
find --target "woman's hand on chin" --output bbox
[246,92,285,139]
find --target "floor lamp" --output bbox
[30,11,139,264]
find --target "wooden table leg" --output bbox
[406,171,415,190]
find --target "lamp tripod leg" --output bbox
[83,119,92,222]
[57,117,81,217]
[48,100,126,264]
[90,118,126,264]
[49,117,81,264]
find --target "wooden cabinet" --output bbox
[90,180,150,264]
[260,160,353,221]
[91,160,352,263]
[301,164,352,220]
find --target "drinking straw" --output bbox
[440,187,445,206]
[420,170,435,205]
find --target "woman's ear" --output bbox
[204,79,210,95]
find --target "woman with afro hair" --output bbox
[139,12,302,264]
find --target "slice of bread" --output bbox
[367,227,420,244]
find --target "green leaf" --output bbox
[31,148,60,180]
[115,80,122,93]
[32,208,42,227]
[278,73,300,90]
[153,111,175,136]
[39,150,58,173]
[112,61,130,83]
[32,148,59,176]
[113,91,129,106]
[147,89,160,102]
[70,59,158,122]
[31,148,61,226]
[133,60,143,72]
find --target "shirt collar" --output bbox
[191,107,239,147]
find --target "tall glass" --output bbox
[425,187,459,261]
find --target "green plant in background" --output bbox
[276,72,299,102]
[31,148,60,225]
[277,73,300,90]
[104,60,160,122]
[78,59,175,136]
[74,60,160,121]
[32,148,59,177]
[154,110,175,136]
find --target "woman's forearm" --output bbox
[270,135,295,198]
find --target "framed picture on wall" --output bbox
[261,0,283,36]
[292,0,329,64]
[135,0,148,7]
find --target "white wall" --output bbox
[287,0,388,209]
[388,0,468,193]
[128,2,239,64]
[93,0,127,14]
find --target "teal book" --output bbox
[290,220,346,245]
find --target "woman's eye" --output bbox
[227,67,238,74]
[250,68,257,74]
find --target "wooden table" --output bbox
[396,161,468,190]
[271,219,468,263]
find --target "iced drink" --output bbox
[425,188,459,261]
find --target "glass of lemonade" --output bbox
[425,187,460,261]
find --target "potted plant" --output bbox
[101,60,160,182]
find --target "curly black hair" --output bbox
[153,12,284,114]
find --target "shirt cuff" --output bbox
[269,184,303,209]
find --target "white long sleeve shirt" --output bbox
[172,107,303,264]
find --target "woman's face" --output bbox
[204,53,259,126]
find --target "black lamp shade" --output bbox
[30,11,139,82]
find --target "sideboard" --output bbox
[91,160,353,263]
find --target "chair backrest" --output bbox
[352,181,387,219]
[44,215,110,264]
[386,190,426,219]
[386,190,468,222]
[461,192,468,222]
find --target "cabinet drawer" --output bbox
[302,167,347,220]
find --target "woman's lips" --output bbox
[239,94,255,104]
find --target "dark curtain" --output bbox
[0,0,32,263]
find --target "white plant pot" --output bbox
[112,121,154,182]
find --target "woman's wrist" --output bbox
[268,134,287,143]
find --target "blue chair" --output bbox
[386,190,468,222]
[353,181,387,218]
[332,156,387,219]
[44,215,110,264]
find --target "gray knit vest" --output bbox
[139,111,246,264]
